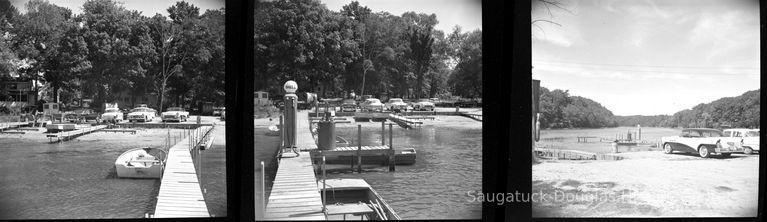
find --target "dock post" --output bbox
[357,125,362,174]
[389,123,394,172]
[381,121,385,146]
[321,156,326,213]
[261,161,265,217]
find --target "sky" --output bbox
[532,0,760,116]
[10,0,224,17]
[322,0,482,34]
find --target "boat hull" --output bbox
[115,147,165,179]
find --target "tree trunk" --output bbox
[159,78,167,112]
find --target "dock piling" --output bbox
[389,123,395,172]
[260,161,265,217]
[357,124,362,174]
[381,121,385,146]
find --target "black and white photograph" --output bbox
[0,0,225,219]
[531,0,759,217]
[253,0,483,220]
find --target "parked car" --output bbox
[385,98,409,111]
[411,99,435,111]
[161,107,189,122]
[723,128,760,154]
[660,128,744,158]
[454,99,480,108]
[100,107,124,123]
[212,107,225,116]
[359,98,384,112]
[65,108,97,123]
[341,99,357,112]
[127,107,156,122]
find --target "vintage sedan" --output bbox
[723,128,760,154]
[127,107,156,122]
[161,107,189,122]
[411,99,435,111]
[660,128,744,158]
[100,107,124,123]
[385,98,409,111]
[65,108,98,123]
[359,98,385,112]
[212,107,225,116]
[340,99,357,112]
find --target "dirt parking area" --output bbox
[532,151,759,217]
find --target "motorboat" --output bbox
[115,147,167,179]
[318,179,401,220]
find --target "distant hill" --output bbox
[615,89,760,128]
[538,87,618,129]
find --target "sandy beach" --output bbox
[532,151,759,217]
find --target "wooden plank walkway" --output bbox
[46,125,108,143]
[154,126,214,218]
[459,113,482,121]
[264,111,326,221]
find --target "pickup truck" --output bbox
[660,128,745,158]
[723,128,760,154]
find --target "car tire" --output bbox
[663,143,673,154]
[721,153,732,158]
[744,147,753,155]
[698,145,711,158]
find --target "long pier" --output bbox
[46,125,108,143]
[153,126,214,218]
[264,111,326,220]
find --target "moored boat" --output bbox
[318,178,401,220]
[115,147,167,179]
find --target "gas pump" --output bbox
[282,81,300,156]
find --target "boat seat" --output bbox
[324,204,374,216]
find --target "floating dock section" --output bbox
[154,126,214,218]
[46,125,108,143]
[264,111,326,220]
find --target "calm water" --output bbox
[255,116,482,219]
[539,127,681,153]
[0,128,227,219]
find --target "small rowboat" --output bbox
[115,147,167,179]
[319,179,401,220]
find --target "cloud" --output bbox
[687,11,759,60]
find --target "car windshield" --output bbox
[168,107,184,111]
[105,108,120,113]
[389,99,403,103]
[366,99,380,103]
[745,131,759,137]
[343,99,355,104]
[131,108,149,112]
[417,99,430,102]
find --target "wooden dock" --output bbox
[387,114,422,128]
[0,122,27,131]
[153,126,214,218]
[46,125,108,143]
[264,111,326,221]
[100,129,138,134]
[534,147,623,160]
[459,113,482,121]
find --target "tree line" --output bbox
[538,87,618,129]
[537,86,760,129]
[615,89,760,129]
[254,0,482,100]
[0,0,224,112]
